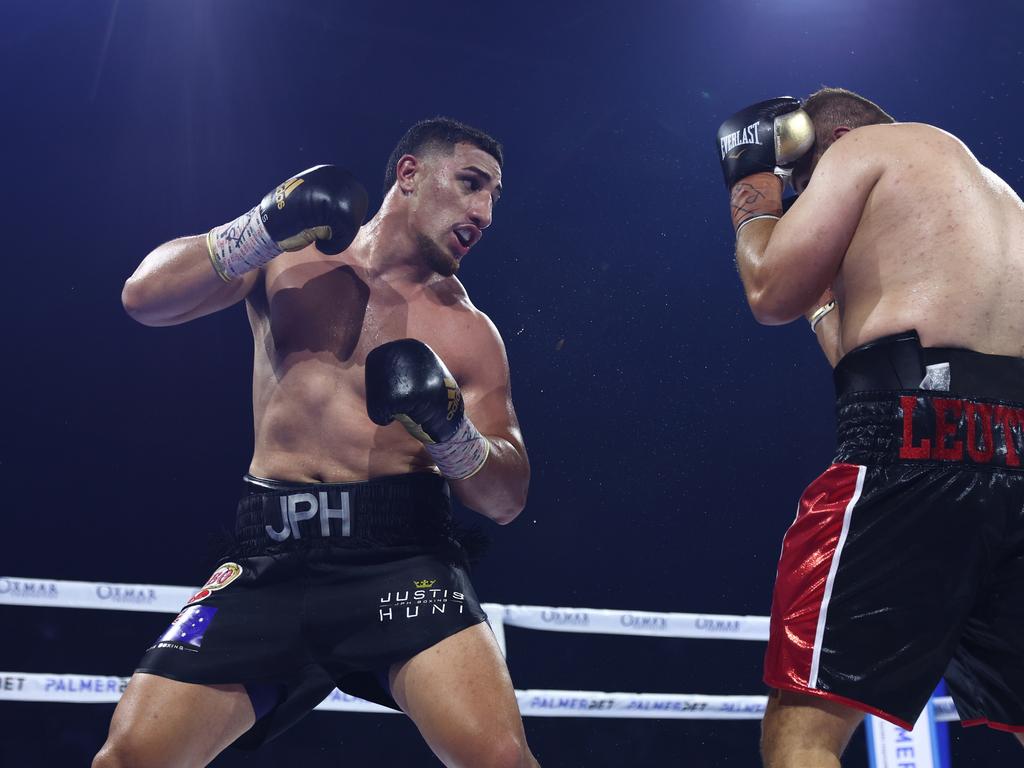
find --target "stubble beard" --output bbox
[415,232,459,277]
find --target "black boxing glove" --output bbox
[717,97,815,189]
[207,165,369,281]
[365,339,489,480]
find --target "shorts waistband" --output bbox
[834,330,1024,402]
[232,472,453,555]
[832,332,1024,467]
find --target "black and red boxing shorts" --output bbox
[136,472,488,749]
[765,330,1024,732]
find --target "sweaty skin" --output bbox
[111,144,539,768]
[122,143,527,523]
[735,121,1024,764]
[736,122,1024,359]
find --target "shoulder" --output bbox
[430,285,509,381]
[428,274,471,308]
[430,278,501,337]
[457,296,505,352]
[813,123,940,183]
[833,122,966,160]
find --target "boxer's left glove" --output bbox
[717,97,814,188]
[365,339,489,480]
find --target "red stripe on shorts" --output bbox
[962,717,1024,733]
[764,463,865,692]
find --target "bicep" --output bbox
[457,316,525,451]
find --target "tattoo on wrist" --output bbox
[730,176,783,230]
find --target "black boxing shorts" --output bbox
[764,331,1024,732]
[136,472,488,749]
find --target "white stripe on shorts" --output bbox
[808,463,867,689]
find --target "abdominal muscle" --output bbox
[248,352,436,483]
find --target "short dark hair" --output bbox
[383,117,503,195]
[803,87,895,150]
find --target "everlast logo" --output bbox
[266,491,351,541]
[899,396,1024,466]
[720,120,761,159]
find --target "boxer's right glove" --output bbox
[717,97,815,188]
[365,339,490,481]
[206,165,369,281]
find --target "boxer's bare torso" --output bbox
[122,141,526,512]
[247,243,513,483]
[792,123,1024,360]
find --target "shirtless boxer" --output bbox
[94,117,539,768]
[717,88,1024,767]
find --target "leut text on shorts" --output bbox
[900,395,1024,466]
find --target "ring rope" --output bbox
[0,576,768,640]
[0,576,960,721]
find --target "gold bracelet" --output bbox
[809,300,836,332]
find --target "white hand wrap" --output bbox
[424,417,490,480]
[206,204,281,282]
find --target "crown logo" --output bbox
[414,579,437,589]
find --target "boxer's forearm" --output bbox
[450,436,529,525]
[734,218,786,323]
[122,235,254,326]
[124,166,366,327]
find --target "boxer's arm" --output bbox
[451,314,530,525]
[123,165,367,327]
[735,129,884,324]
[122,235,260,327]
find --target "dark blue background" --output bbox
[2,1,1022,765]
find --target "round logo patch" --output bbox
[185,562,243,605]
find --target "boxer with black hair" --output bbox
[718,88,1024,766]
[96,117,538,768]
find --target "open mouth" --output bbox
[453,225,480,249]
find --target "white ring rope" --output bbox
[0,577,768,640]
[0,576,959,721]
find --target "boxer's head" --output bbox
[792,87,894,194]
[385,118,503,276]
